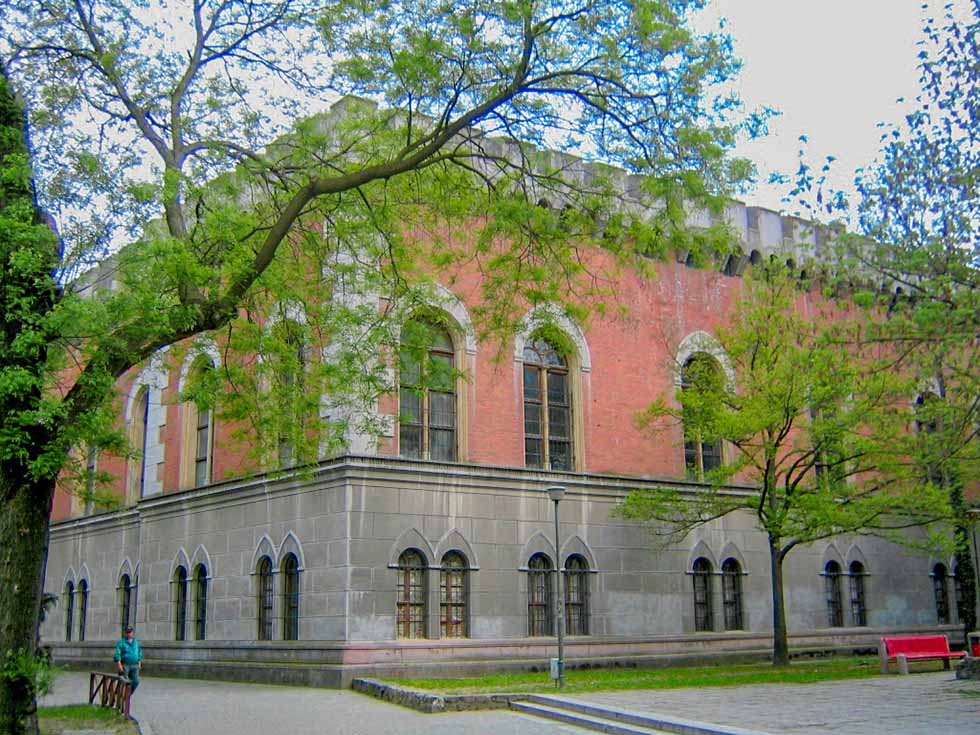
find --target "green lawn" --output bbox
[39,704,137,735]
[390,657,882,695]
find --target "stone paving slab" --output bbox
[566,671,980,735]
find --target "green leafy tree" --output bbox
[619,267,952,666]
[0,1,758,731]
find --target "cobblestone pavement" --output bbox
[567,671,980,735]
[41,672,584,735]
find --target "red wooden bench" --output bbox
[878,634,966,674]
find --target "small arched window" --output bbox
[257,556,274,640]
[681,353,723,481]
[77,579,89,641]
[824,561,843,627]
[721,558,743,630]
[565,555,589,636]
[193,564,208,641]
[119,574,132,634]
[281,553,300,641]
[849,561,867,627]
[933,563,950,624]
[523,338,572,471]
[399,321,457,461]
[692,557,714,632]
[396,549,427,639]
[527,553,555,636]
[64,581,75,642]
[440,551,468,639]
[173,565,188,641]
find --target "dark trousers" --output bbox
[122,664,140,693]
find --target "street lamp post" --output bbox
[547,486,566,689]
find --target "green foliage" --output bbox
[1,648,58,699]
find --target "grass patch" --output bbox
[390,657,881,695]
[38,704,137,735]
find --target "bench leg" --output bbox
[897,654,909,675]
[879,640,889,674]
[943,657,950,670]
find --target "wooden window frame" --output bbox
[399,322,457,462]
[281,554,300,641]
[933,563,950,624]
[257,556,274,641]
[193,564,208,641]
[824,561,843,628]
[692,557,714,632]
[119,574,132,634]
[77,580,88,641]
[522,339,573,471]
[681,354,723,481]
[173,566,188,641]
[564,555,589,636]
[396,549,428,639]
[439,552,468,639]
[527,553,555,637]
[721,558,743,630]
[64,581,74,642]
[848,561,868,627]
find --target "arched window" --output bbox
[439,551,468,638]
[64,581,75,642]
[173,565,188,641]
[281,553,300,641]
[681,353,723,480]
[721,558,743,630]
[915,393,944,486]
[181,357,216,488]
[193,564,208,641]
[119,574,132,634]
[396,549,427,639]
[399,321,456,461]
[77,579,89,641]
[692,557,714,632]
[849,561,867,627]
[953,564,967,623]
[824,561,843,627]
[565,555,589,636]
[523,338,572,471]
[273,319,307,467]
[527,553,555,636]
[933,563,950,624]
[256,556,274,640]
[133,386,151,497]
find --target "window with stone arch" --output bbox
[564,554,590,636]
[527,552,555,636]
[131,385,151,498]
[173,565,188,641]
[914,392,944,487]
[193,564,208,641]
[523,337,573,471]
[399,319,457,462]
[396,549,428,639]
[439,551,468,639]
[256,555,274,641]
[64,580,75,641]
[77,579,89,641]
[181,355,217,489]
[848,561,868,627]
[933,563,950,624]
[681,353,723,480]
[953,563,968,623]
[271,318,308,467]
[824,560,843,627]
[281,553,300,641]
[692,557,714,632]
[119,573,134,635]
[721,558,743,630]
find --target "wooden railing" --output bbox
[88,671,131,717]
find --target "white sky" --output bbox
[700,0,930,213]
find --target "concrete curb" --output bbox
[351,678,514,713]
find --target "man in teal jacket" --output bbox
[113,626,143,693]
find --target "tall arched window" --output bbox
[953,563,967,623]
[281,553,300,641]
[400,320,457,461]
[527,553,555,636]
[77,580,89,641]
[681,353,723,480]
[849,561,867,627]
[523,338,572,471]
[173,565,188,641]
[256,556,274,640]
[133,386,151,497]
[64,581,74,641]
[181,357,216,488]
[692,557,714,632]
[396,549,427,639]
[273,319,307,467]
[915,393,944,486]
[193,564,208,641]
[824,561,843,627]
[721,558,743,630]
[933,563,950,624]
[119,574,132,634]
[440,551,468,638]
[565,555,589,636]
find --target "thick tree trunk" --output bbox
[955,524,977,643]
[0,473,57,735]
[769,537,790,666]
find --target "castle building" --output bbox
[41,201,972,686]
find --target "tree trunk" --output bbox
[0,473,57,735]
[769,537,790,666]
[955,524,977,644]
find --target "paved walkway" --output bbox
[569,671,980,735]
[42,670,980,735]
